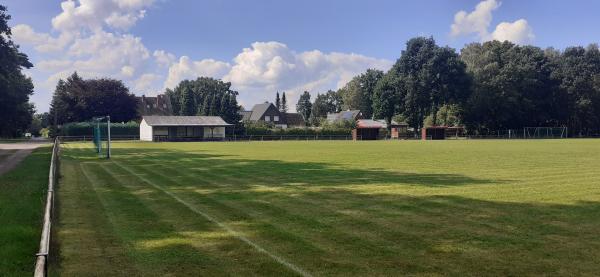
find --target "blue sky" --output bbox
[5,0,600,112]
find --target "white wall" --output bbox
[203,126,226,138]
[139,119,153,141]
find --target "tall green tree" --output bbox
[309,91,341,126]
[209,92,219,116]
[372,73,399,127]
[181,87,196,116]
[311,89,343,121]
[275,92,281,110]
[423,104,462,127]
[324,89,343,113]
[200,93,211,116]
[339,69,384,118]
[296,91,312,125]
[165,77,241,123]
[460,41,557,132]
[281,91,288,113]
[0,5,35,137]
[549,45,600,135]
[389,37,470,130]
[218,93,241,124]
[49,72,138,124]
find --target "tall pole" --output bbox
[107,116,111,159]
[95,119,101,153]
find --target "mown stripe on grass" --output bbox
[97,162,298,276]
[111,159,314,277]
[134,158,416,254]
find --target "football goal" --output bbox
[524,127,568,139]
[93,116,111,158]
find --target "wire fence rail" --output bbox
[59,135,139,142]
[55,132,600,143]
[34,137,60,277]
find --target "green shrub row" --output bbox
[59,121,139,136]
[243,121,352,136]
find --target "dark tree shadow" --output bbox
[66,147,508,188]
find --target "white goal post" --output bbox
[93,116,111,158]
[523,127,568,139]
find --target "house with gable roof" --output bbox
[240,102,305,128]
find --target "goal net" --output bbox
[524,127,568,139]
[93,116,111,158]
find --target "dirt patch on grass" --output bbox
[0,142,46,175]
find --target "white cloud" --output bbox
[65,31,151,80]
[489,19,535,44]
[162,42,392,111]
[36,59,73,72]
[121,65,135,77]
[227,42,392,109]
[450,0,500,38]
[51,0,154,32]
[224,42,391,90]
[134,73,162,93]
[450,0,534,45]
[105,10,146,30]
[164,56,231,89]
[11,24,73,53]
[16,1,392,112]
[153,50,176,68]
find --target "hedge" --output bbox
[244,124,351,136]
[242,119,354,136]
[60,121,139,137]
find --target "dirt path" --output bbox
[0,142,47,175]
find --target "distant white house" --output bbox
[140,116,232,142]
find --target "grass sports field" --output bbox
[55,140,600,276]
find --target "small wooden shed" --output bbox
[352,119,385,140]
[421,126,447,140]
[352,119,408,140]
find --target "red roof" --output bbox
[356,119,386,129]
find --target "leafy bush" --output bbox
[242,121,274,135]
[243,120,352,136]
[59,121,139,136]
[319,119,357,130]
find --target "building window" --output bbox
[177,127,186,137]
[264,116,270,121]
[274,115,279,122]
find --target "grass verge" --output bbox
[0,147,51,276]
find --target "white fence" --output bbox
[34,138,60,277]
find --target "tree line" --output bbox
[165,77,241,124]
[0,5,35,137]
[3,2,600,137]
[294,37,600,136]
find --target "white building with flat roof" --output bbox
[140,116,232,142]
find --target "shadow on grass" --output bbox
[58,145,600,276]
[123,189,600,276]
[64,147,507,188]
